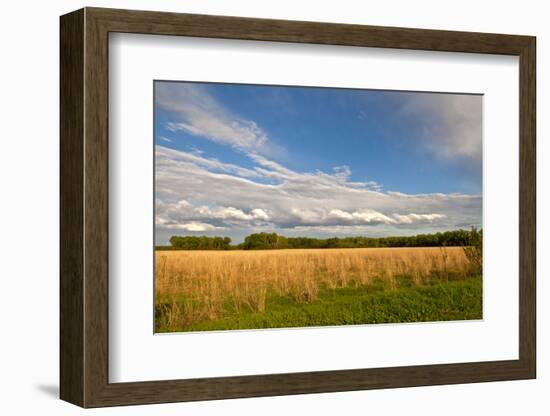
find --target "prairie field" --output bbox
[155,247,482,332]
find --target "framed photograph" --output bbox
[60,7,536,407]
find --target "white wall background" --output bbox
[0,0,545,414]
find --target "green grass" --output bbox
[156,275,482,333]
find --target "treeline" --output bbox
[168,235,232,250]
[157,229,481,251]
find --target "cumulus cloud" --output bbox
[155,196,272,232]
[156,82,279,156]
[196,206,271,221]
[155,145,481,242]
[288,209,447,226]
[328,209,396,225]
[251,208,270,221]
[171,222,220,232]
[392,213,446,224]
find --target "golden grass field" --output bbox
[155,247,473,330]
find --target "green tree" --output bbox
[242,232,284,249]
[169,235,232,250]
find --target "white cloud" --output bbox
[156,145,261,179]
[156,82,278,155]
[399,93,482,160]
[196,206,266,221]
[155,145,481,242]
[392,213,447,224]
[290,208,324,223]
[156,197,271,228]
[297,209,446,226]
[328,209,395,224]
[172,222,219,232]
[251,208,270,221]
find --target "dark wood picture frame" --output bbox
[60,7,536,408]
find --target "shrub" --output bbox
[462,227,482,274]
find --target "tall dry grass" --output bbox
[155,247,472,329]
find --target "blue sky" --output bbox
[154,81,482,244]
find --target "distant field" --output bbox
[155,247,482,332]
